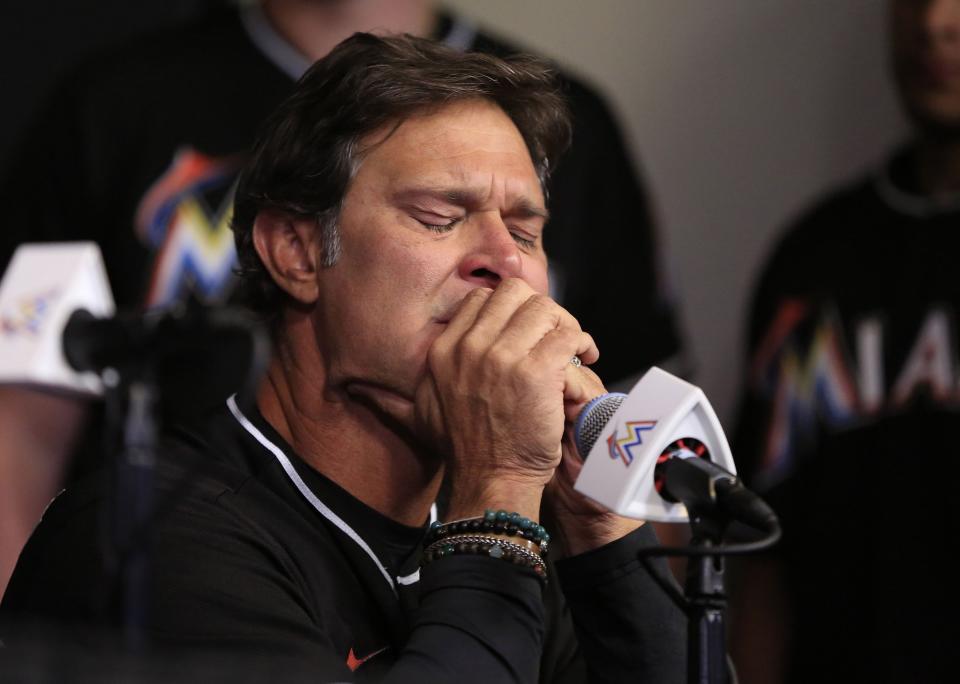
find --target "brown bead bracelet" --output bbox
[422,533,548,581]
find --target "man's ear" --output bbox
[252,209,322,305]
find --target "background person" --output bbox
[730,1,960,681]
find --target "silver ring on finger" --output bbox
[569,355,582,368]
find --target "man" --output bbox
[730,1,960,682]
[1,34,685,682]
[0,0,684,599]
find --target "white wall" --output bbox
[442,0,908,424]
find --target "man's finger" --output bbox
[431,286,492,356]
[492,292,576,357]
[563,363,605,422]
[574,331,599,366]
[462,277,539,345]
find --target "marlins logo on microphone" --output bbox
[0,288,60,337]
[0,243,115,394]
[574,367,740,522]
[607,420,657,467]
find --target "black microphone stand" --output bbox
[64,307,167,648]
[100,361,159,649]
[654,455,781,684]
[683,511,730,684]
[574,393,779,684]
[64,305,269,648]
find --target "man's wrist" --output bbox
[556,514,643,557]
[444,474,545,521]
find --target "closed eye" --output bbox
[418,217,462,233]
[511,232,537,250]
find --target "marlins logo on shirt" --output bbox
[135,147,243,308]
[750,298,960,486]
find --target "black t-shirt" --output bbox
[1,396,686,682]
[732,147,960,683]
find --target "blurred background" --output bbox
[2,0,906,422]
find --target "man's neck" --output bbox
[913,131,960,198]
[256,320,441,528]
[259,0,435,63]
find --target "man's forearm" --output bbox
[556,525,686,684]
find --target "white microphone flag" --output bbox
[0,242,114,395]
[574,366,738,523]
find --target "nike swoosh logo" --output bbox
[346,645,389,671]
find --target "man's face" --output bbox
[891,0,960,131]
[313,99,550,421]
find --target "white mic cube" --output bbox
[0,242,115,395]
[574,366,737,523]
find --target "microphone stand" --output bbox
[683,512,730,684]
[65,305,270,648]
[654,453,781,683]
[572,387,780,684]
[100,363,158,649]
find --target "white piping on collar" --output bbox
[393,503,436,586]
[441,15,478,51]
[240,3,311,80]
[873,161,960,218]
[396,569,421,586]
[239,5,479,82]
[226,394,399,595]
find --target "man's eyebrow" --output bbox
[393,186,470,207]
[510,199,550,222]
[395,187,549,221]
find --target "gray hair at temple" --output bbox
[231,32,572,319]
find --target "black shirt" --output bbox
[2,396,686,682]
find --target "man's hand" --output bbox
[415,278,597,519]
[545,365,645,557]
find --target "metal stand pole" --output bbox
[101,370,159,649]
[684,517,729,684]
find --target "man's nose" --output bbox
[457,217,523,289]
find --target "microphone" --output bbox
[0,242,115,394]
[573,367,774,530]
[62,306,262,374]
[655,448,775,531]
[0,242,267,402]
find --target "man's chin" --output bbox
[343,382,444,461]
[343,382,416,433]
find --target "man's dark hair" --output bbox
[231,32,572,317]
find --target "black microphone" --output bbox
[63,308,157,373]
[574,393,777,531]
[63,306,265,373]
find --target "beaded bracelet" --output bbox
[426,509,551,554]
[422,533,548,581]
